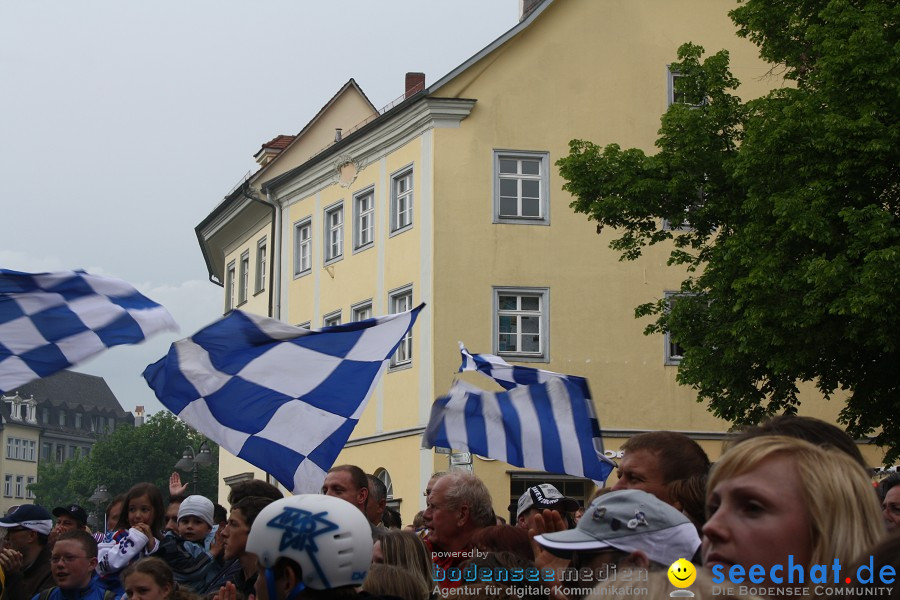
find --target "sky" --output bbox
[0,1,519,415]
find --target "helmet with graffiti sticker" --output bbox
[247,493,373,591]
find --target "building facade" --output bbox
[197,0,885,521]
[0,371,134,513]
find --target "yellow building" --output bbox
[196,0,885,521]
[0,392,40,515]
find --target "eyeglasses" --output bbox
[50,554,89,564]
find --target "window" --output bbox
[68,445,77,459]
[354,189,374,251]
[324,203,344,264]
[225,261,236,310]
[75,413,83,429]
[494,287,549,360]
[391,168,413,233]
[82,446,90,457]
[15,476,23,498]
[297,321,311,330]
[58,410,65,427]
[389,286,413,368]
[55,444,64,463]
[42,408,49,424]
[667,67,706,107]
[26,476,35,499]
[665,292,686,365]
[322,310,342,328]
[294,219,312,277]
[3,475,11,497]
[238,251,250,305]
[26,440,35,461]
[256,238,267,293]
[41,442,50,461]
[352,301,373,323]
[493,151,550,225]
[5,438,12,459]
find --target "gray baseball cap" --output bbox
[534,489,700,566]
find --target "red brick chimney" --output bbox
[405,72,425,98]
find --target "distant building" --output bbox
[0,371,133,513]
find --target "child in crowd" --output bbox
[154,495,220,592]
[96,482,165,596]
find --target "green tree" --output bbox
[31,411,218,513]
[557,0,899,458]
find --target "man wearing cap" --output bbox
[0,504,55,598]
[512,484,579,532]
[51,505,88,546]
[534,490,701,599]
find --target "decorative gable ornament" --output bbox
[333,154,366,188]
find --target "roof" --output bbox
[258,134,296,152]
[5,371,128,416]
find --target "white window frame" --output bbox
[664,292,687,365]
[3,475,11,497]
[27,440,35,462]
[324,202,344,265]
[493,150,550,225]
[389,285,413,369]
[294,218,312,277]
[225,261,236,311]
[493,287,550,361]
[58,410,65,427]
[26,476,35,499]
[15,475,23,498]
[667,66,706,108]
[322,310,342,328]
[390,166,414,234]
[238,251,250,305]
[351,300,373,323]
[354,188,375,252]
[296,321,311,330]
[5,437,12,459]
[256,237,267,293]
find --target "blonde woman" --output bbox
[372,530,434,592]
[702,436,884,595]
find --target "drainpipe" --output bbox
[239,183,277,319]
[266,190,282,321]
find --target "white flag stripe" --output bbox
[175,340,232,398]
[546,377,585,477]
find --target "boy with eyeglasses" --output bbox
[37,530,114,599]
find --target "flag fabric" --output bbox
[458,342,592,399]
[422,378,615,482]
[143,304,424,494]
[0,269,177,394]
[442,343,615,482]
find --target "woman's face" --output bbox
[124,571,170,600]
[702,454,813,582]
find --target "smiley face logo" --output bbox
[668,558,696,588]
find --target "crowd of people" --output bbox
[0,415,898,600]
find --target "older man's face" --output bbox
[423,476,464,549]
[883,486,900,531]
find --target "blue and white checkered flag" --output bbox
[0,269,177,394]
[143,304,424,494]
[426,343,615,482]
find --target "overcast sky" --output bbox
[1,1,518,415]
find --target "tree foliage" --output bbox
[557,0,899,459]
[30,412,218,514]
